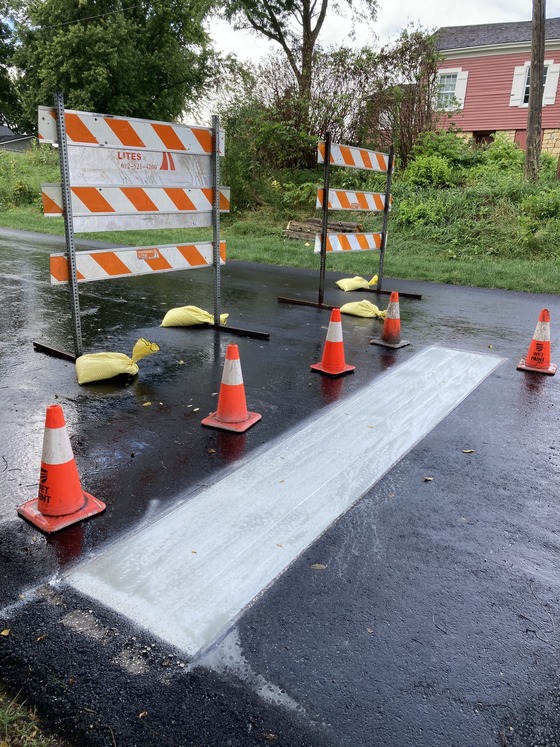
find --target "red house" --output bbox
[435,17,560,154]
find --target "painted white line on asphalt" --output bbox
[66,346,503,658]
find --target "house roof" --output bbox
[435,17,560,51]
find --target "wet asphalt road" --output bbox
[1,228,560,747]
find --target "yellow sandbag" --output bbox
[340,300,387,318]
[130,338,160,363]
[160,305,229,327]
[76,338,160,385]
[336,275,378,292]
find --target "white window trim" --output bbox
[510,60,560,107]
[544,62,560,105]
[437,67,468,110]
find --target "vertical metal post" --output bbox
[55,92,83,357]
[318,132,332,307]
[212,114,222,328]
[377,145,394,294]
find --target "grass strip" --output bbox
[0,684,69,746]
[1,207,559,295]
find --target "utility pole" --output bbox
[525,0,546,182]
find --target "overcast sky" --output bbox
[206,1,560,62]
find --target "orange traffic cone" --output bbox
[311,308,355,376]
[17,404,106,533]
[201,344,261,432]
[370,291,410,349]
[517,308,557,375]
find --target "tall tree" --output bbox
[0,18,21,129]
[525,0,546,182]
[251,46,379,144]
[12,0,214,132]
[221,0,378,128]
[364,28,442,167]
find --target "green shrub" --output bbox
[518,216,560,257]
[520,189,560,221]
[540,152,557,180]
[220,96,317,210]
[25,140,58,168]
[332,167,388,193]
[255,121,315,169]
[0,186,9,210]
[411,130,478,168]
[478,134,524,170]
[11,180,36,206]
[391,178,548,259]
[0,152,17,180]
[517,187,560,257]
[396,197,447,225]
[463,169,528,200]
[271,179,318,211]
[403,155,453,188]
[0,143,59,211]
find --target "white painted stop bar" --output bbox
[66,346,503,658]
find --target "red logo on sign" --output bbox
[137,249,160,260]
[160,153,176,171]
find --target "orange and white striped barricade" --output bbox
[49,241,226,284]
[35,95,267,359]
[279,132,420,309]
[314,233,382,254]
[38,106,225,155]
[314,136,396,304]
[39,107,225,191]
[41,184,230,233]
[316,188,389,213]
[318,141,390,172]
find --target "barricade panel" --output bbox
[62,145,214,187]
[317,141,389,172]
[316,188,388,212]
[50,241,226,284]
[38,106,225,155]
[313,233,382,253]
[41,184,230,218]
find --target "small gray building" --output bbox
[0,125,34,152]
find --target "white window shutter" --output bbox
[454,71,468,108]
[510,64,527,106]
[543,63,560,105]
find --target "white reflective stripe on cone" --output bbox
[534,321,550,341]
[326,323,344,343]
[42,428,74,465]
[221,359,244,387]
[386,302,399,320]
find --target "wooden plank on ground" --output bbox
[284,217,364,240]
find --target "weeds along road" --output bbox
[1,228,560,747]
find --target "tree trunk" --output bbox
[525,0,546,182]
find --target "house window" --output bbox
[510,61,560,107]
[436,68,469,110]
[522,65,548,104]
[438,73,458,108]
